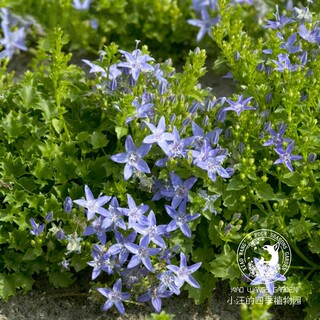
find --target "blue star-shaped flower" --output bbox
[143,116,175,154]
[161,171,197,208]
[117,48,154,82]
[264,5,292,30]
[88,244,119,280]
[97,279,130,315]
[138,286,172,313]
[125,98,153,123]
[0,26,27,60]
[125,236,161,272]
[131,210,167,248]
[298,24,320,44]
[30,218,45,236]
[263,123,291,148]
[166,252,202,289]
[82,216,108,245]
[223,95,255,116]
[272,53,302,73]
[120,194,149,228]
[110,135,151,180]
[279,33,302,54]
[187,9,219,42]
[73,185,111,220]
[107,230,137,265]
[165,200,200,238]
[100,197,127,231]
[274,141,302,172]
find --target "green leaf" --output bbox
[287,219,316,242]
[35,99,59,122]
[254,182,276,201]
[18,74,36,110]
[48,271,75,288]
[90,131,108,149]
[8,229,29,251]
[146,311,176,320]
[52,118,64,134]
[12,272,34,292]
[226,175,246,191]
[308,234,320,254]
[303,274,320,320]
[208,218,224,247]
[247,171,257,180]
[186,271,218,304]
[2,152,27,178]
[3,250,23,272]
[281,172,302,187]
[23,248,41,261]
[193,246,215,270]
[38,141,62,159]
[1,110,29,143]
[26,193,46,210]
[53,156,77,183]
[223,191,241,208]
[31,158,54,181]
[209,249,240,280]
[0,206,19,222]
[0,274,16,300]
[303,193,314,202]
[115,126,128,140]
[43,193,61,213]
[283,275,313,300]
[17,176,38,193]
[71,254,89,272]
[76,131,90,143]
[0,228,9,245]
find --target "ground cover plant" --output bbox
[0,0,319,319]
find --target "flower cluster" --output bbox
[262,123,302,172]
[259,2,319,78]
[256,4,317,172]
[82,43,168,94]
[69,185,202,314]
[111,115,235,183]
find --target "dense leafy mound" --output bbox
[0,1,319,319]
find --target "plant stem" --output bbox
[289,240,319,269]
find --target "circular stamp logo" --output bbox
[237,229,291,282]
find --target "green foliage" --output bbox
[241,300,273,320]
[206,1,320,318]
[0,1,319,319]
[2,0,196,62]
[146,310,175,320]
[0,27,211,301]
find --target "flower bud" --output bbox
[266,92,272,103]
[250,214,259,222]
[232,213,241,221]
[63,197,73,213]
[308,152,317,163]
[45,211,53,222]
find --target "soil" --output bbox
[0,273,307,320]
